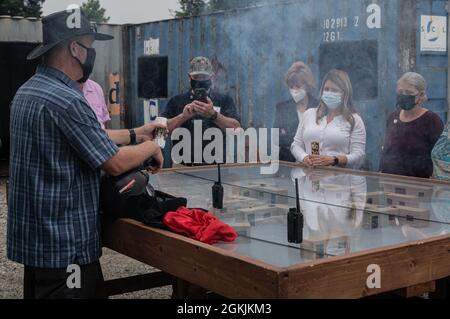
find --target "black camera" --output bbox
[193,88,209,103]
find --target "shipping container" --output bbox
[0,16,124,159]
[124,0,449,171]
[1,1,448,171]
[0,16,40,159]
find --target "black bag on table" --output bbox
[100,170,187,229]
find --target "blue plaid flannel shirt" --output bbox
[7,65,119,269]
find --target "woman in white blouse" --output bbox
[291,69,367,169]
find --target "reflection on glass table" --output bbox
[148,164,450,268]
[170,164,450,224]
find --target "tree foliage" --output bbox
[0,0,45,18]
[81,0,110,23]
[175,0,207,17]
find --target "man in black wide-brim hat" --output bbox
[7,9,165,299]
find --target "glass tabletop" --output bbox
[148,164,450,268]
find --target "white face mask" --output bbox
[290,88,307,104]
[321,91,343,110]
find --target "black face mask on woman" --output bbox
[72,42,97,84]
[397,93,417,111]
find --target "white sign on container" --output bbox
[420,15,447,53]
[144,38,160,55]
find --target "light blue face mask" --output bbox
[321,91,343,110]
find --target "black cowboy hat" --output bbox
[27,9,114,60]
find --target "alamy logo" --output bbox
[171,121,280,174]
[66,4,81,29]
[366,264,381,289]
[66,264,81,289]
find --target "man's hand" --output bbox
[146,146,164,174]
[182,103,197,120]
[102,141,162,177]
[166,104,197,133]
[135,122,168,143]
[193,97,215,119]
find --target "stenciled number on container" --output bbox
[321,3,382,42]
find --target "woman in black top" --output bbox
[273,61,318,162]
[380,72,444,178]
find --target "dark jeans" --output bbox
[23,262,105,299]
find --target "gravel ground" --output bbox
[0,177,172,299]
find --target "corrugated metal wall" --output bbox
[0,17,123,102]
[91,24,123,96]
[0,17,124,130]
[93,24,124,129]
[1,2,447,169]
[125,0,448,171]
[416,0,449,123]
[0,17,42,158]
[0,16,42,42]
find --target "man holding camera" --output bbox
[163,57,241,166]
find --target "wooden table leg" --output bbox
[430,277,450,299]
[172,278,209,300]
[99,272,174,298]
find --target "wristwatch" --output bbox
[210,111,219,121]
[332,156,339,166]
[129,129,137,145]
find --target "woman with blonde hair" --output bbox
[274,61,318,162]
[380,72,444,178]
[291,69,367,169]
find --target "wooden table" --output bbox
[101,163,450,299]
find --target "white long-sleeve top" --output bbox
[291,108,367,169]
[290,168,367,233]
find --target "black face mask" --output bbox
[73,42,96,84]
[397,93,417,111]
[191,79,212,91]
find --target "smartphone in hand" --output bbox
[193,88,209,103]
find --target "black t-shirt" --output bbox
[162,90,239,165]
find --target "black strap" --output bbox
[129,129,137,145]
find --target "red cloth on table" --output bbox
[163,207,238,245]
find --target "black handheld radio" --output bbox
[212,164,224,209]
[288,179,304,244]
